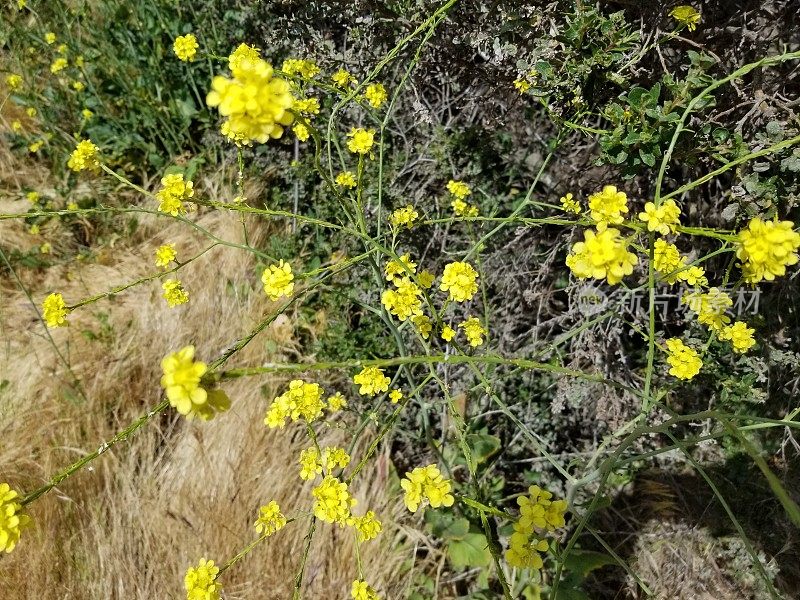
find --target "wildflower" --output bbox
[81,108,93,120]
[336,171,357,188]
[505,523,549,570]
[45,32,56,44]
[281,58,320,79]
[389,389,403,404]
[184,558,222,600]
[261,260,294,300]
[364,82,387,108]
[40,242,51,254]
[517,486,567,532]
[653,239,684,283]
[0,483,30,554]
[332,69,356,88]
[664,338,702,380]
[50,58,68,74]
[683,288,732,331]
[17,0,25,9]
[720,321,756,354]
[353,366,390,397]
[312,476,355,523]
[293,97,320,115]
[254,501,286,536]
[155,173,193,215]
[162,279,189,308]
[28,140,43,153]
[5,74,22,90]
[72,81,84,92]
[228,43,260,71]
[440,261,479,302]
[565,227,638,285]
[26,107,36,117]
[67,202,79,211]
[155,244,177,269]
[11,120,22,132]
[42,292,69,327]
[382,278,423,321]
[299,448,323,480]
[265,380,325,427]
[670,5,701,31]
[327,392,347,411]
[459,317,486,347]
[412,313,433,339]
[417,270,435,289]
[346,127,375,155]
[323,446,351,470]
[384,254,417,283]
[351,579,380,600]
[513,78,531,93]
[348,511,382,542]
[161,346,211,419]
[67,139,100,172]
[560,193,581,214]
[681,264,708,286]
[401,464,454,513]
[207,56,294,143]
[639,199,681,235]
[451,198,479,218]
[389,205,419,228]
[26,191,40,203]
[57,43,68,55]
[293,122,310,142]
[588,185,628,225]
[446,180,471,200]
[29,224,40,235]
[173,34,199,62]
[735,218,800,283]
[441,325,456,342]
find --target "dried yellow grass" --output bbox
[0,163,420,597]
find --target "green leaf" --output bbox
[563,550,617,578]
[447,532,492,568]
[639,149,656,167]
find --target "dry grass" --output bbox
[0,147,416,598]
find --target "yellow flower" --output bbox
[412,313,432,339]
[184,558,222,600]
[67,139,100,172]
[639,199,681,235]
[332,68,356,88]
[5,74,22,90]
[719,321,756,354]
[161,346,230,420]
[382,277,423,321]
[265,380,325,427]
[45,32,56,44]
[351,579,380,600]
[653,239,683,284]
[254,501,286,536]
[513,78,531,93]
[261,259,294,300]
[389,388,403,404]
[26,107,36,117]
[28,140,44,153]
[384,253,417,283]
[505,523,549,570]
[155,172,194,216]
[26,191,40,203]
[336,171,357,188]
[683,288,731,331]
[11,120,22,132]
[364,82,388,108]
[441,325,456,342]
[173,33,199,62]
[735,218,800,283]
[81,108,94,120]
[72,81,84,91]
[446,180,471,200]
[459,317,486,347]
[565,227,637,285]
[228,43,260,71]
[560,192,580,214]
[327,392,347,411]
[516,485,568,532]
[440,261,479,302]
[162,279,189,307]
[348,511,382,542]
[281,58,320,79]
[588,185,628,225]
[0,483,30,554]
[670,5,701,31]
[665,338,702,380]
[17,0,26,9]
[346,127,375,155]
[417,270,435,289]
[42,292,69,327]
[299,447,323,480]
[29,224,40,235]
[207,57,294,144]
[67,202,79,211]
[312,476,355,523]
[57,43,68,55]
[353,366,390,397]
[389,205,419,228]
[400,464,454,513]
[293,97,320,115]
[451,198,479,217]
[293,122,310,142]
[50,58,68,74]
[155,243,177,269]
[323,446,351,470]
[40,242,51,254]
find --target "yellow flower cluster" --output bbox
[262,260,294,300]
[447,180,478,217]
[381,276,423,321]
[160,346,230,420]
[173,34,198,62]
[0,483,30,553]
[332,69,356,88]
[351,579,380,600]
[42,292,69,327]
[282,58,320,79]
[348,510,382,542]
[588,185,628,225]
[228,43,260,71]
[735,218,800,283]
[207,54,294,144]
[446,180,471,200]
[560,193,581,214]
[336,171,357,188]
[156,173,194,216]
[459,317,486,347]
[364,82,387,108]
[67,139,100,172]
[312,476,355,523]
[400,464,454,513]
[384,253,417,282]
[327,392,347,411]
[566,227,637,285]
[440,261,479,302]
[5,73,22,90]
[389,205,419,228]
[254,500,286,536]
[45,32,56,44]
[670,5,701,31]
[639,199,681,235]
[264,379,326,427]
[441,325,456,342]
[50,57,67,74]
[184,558,222,600]
[665,338,702,380]
[155,243,177,269]
[653,239,706,285]
[683,287,732,331]
[162,279,190,307]
[719,321,756,354]
[505,485,566,570]
[346,127,375,155]
[353,366,391,397]
[389,388,403,404]
[299,446,351,480]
